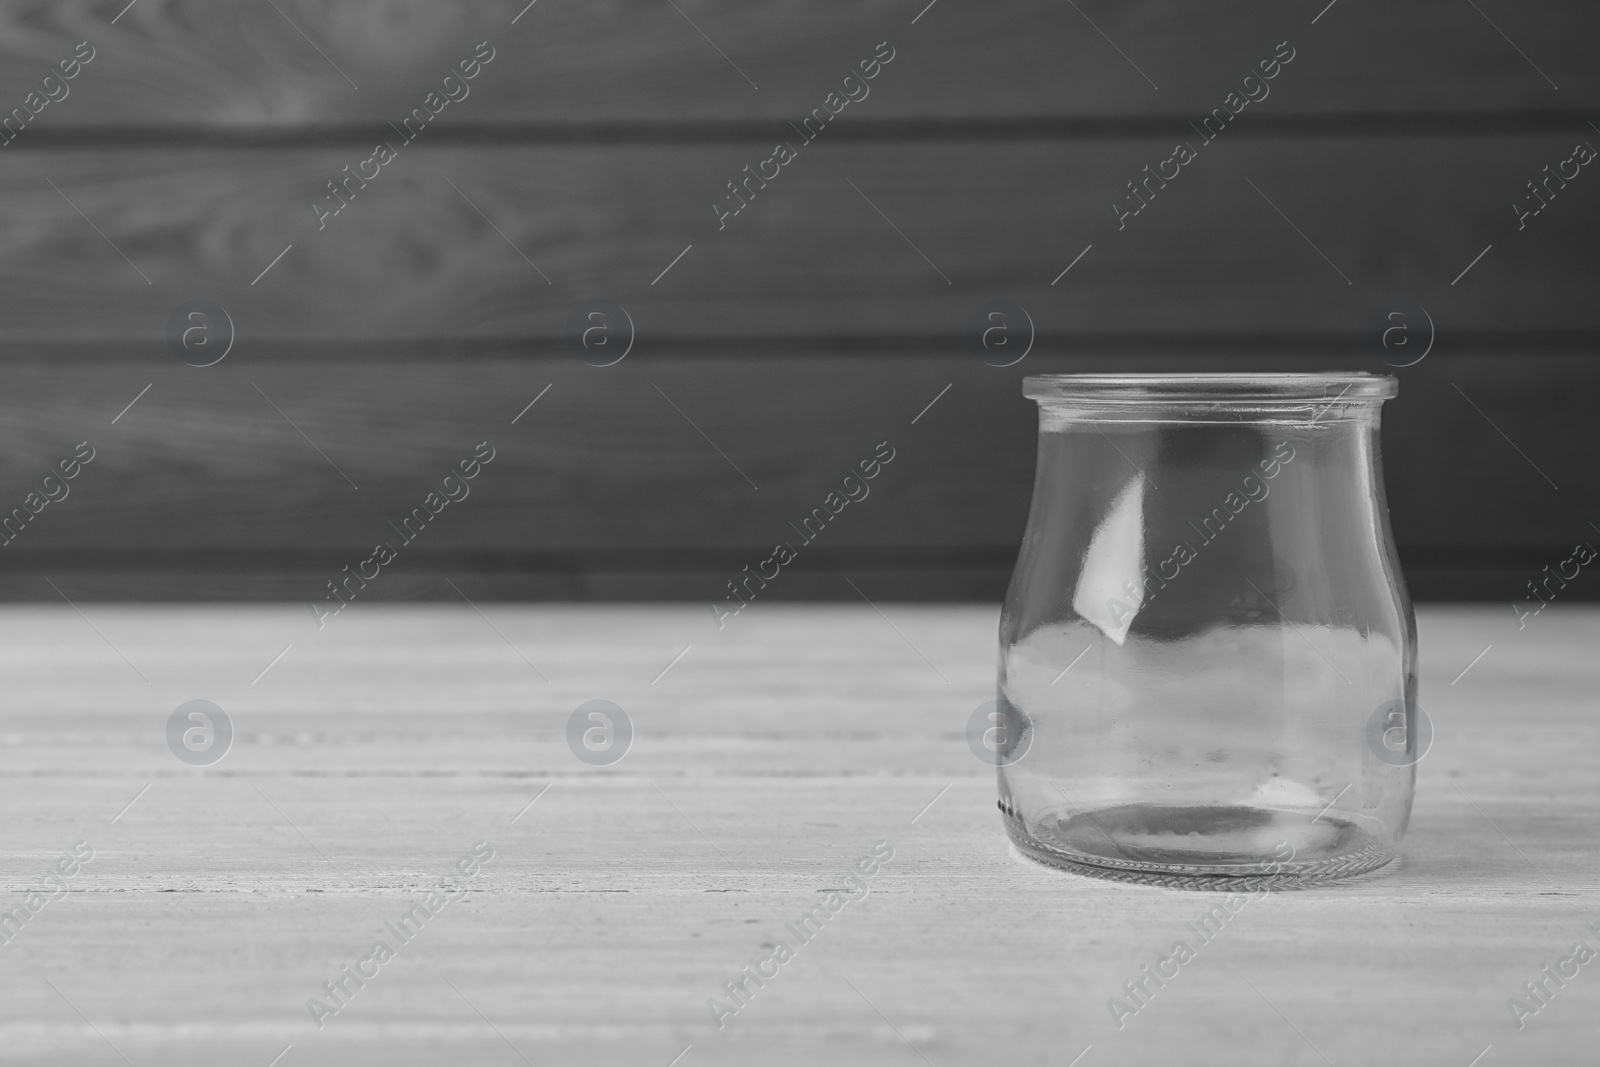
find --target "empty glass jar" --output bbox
[997,373,1416,888]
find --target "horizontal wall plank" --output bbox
[0,353,1592,602]
[0,0,1593,128]
[7,113,1600,149]
[0,553,1578,603]
[0,137,1595,341]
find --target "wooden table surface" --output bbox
[2,602,1596,1066]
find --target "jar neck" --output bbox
[1023,372,1398,411]
[1037,401,1386,429]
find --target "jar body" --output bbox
[998,375,1416,888]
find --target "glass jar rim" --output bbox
[1023,372,1396,404]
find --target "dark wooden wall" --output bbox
[0,0,1596,601]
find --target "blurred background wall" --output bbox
[0,0,1595,603]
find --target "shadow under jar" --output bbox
[997,373,1417,889]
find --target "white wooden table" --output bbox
[3,603,1596,1066]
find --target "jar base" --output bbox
[1005,802,1397,890]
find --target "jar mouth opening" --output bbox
[1023,372,1396,404]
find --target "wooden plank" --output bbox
[0,0,1594,127]
[1,604,1596,1065]
[0,137,1596,342]
[0,352,1592,602]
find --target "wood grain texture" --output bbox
[0,137,1596,342]
[3,350,1587,601]
[0,352,1593,602]
[0,1,1590,593]
[1,603,1596,1066]
[0,0,1594,126]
